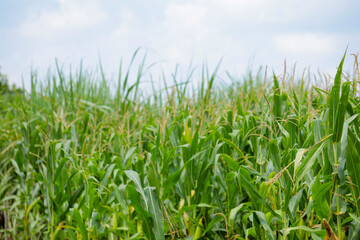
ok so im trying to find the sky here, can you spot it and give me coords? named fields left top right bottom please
left=0, top=0, right=360, bottom=89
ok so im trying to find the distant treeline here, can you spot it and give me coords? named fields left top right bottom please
left=0, top=66, right=22, bottom=95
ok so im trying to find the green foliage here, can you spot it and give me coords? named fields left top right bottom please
left=0, top=66, right=22, bottom=95
left=0, top=66, right=10, bottom=93
left=0, top=52, right=360, bottom=239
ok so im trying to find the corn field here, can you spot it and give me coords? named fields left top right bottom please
left=1, top=51, right=360, bottom=239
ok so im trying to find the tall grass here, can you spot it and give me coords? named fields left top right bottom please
left=1, top=51, right=360, bottom=239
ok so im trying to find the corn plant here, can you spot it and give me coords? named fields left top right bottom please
left=0, top=51, right=360, bottom=239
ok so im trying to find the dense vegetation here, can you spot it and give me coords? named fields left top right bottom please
left=0, top=66, right=22, bottom=95
left=1, top=52, right=360, bottom=239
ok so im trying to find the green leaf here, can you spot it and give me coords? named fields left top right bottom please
left=312, top=177, right=331, bottom=219
left=99, top=163, right=115, bottom=194
left=229, top=203, right=245, bottom=230
left=53, top=157, right=67, bottom=183
left=296, top=140, right=327, bottom=184
left=333, top=82, right=350, bottom=142
left=239, top=167, right=279, bottom=217
left=273, top=75, right=281, bottom=119
left=282, top=225, right=326, bottom=238
left=220, top=153, right=239, bottom=171
left=347, top=131, right=360, bottom=214
left=220, top=137, right=246, bottom=160
left=125, top=170, right=148, bottom=210
left=202, top=214, right=223, bottom=236
left=269, top=140, right=281, bottom=172
left=73, top=208, right=88, bottom=240
left=145, top=187, right=164, bottom=240
left=288, top=190, right=303, bottom=219
left=126, top=185, right=154, bottom=239
left=126, top=185, right=151, bottom=218
left=329, top=51, right=346, bottom=132
left=348, top=220, right=360, bottom=240
left=254, top=211, right=276, bottom=240
left=59, top=184, right=84, bottom=221
left=294, top=148, right=306, bottom=173
left=338, top=114, right=358, bottom=186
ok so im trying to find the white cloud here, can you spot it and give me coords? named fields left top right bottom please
left=157, top=3, right=210, bottom=62
left=274, top=33, right=338, bottom=56
left=3, top=0, right=359, bottom=88
left=194, top=0, right=334, bottom=25
left=154, top=2, right=242, bottom=64
left=165, top=3, right=207, bottom=29
left=20, top=0, right=106, bottom=40
left=151, top=0, right=355, bottom=77
left=107, top=9, right=143, bottom=49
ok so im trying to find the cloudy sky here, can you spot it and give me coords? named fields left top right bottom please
left=0, top=0, right=360, bottom=89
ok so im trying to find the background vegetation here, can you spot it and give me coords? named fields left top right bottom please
left=1, top=52, right=360, bottom=239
